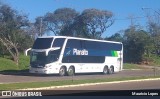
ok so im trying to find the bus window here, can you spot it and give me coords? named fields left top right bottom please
left=66, top=39, right=82, bottom=48
left=52, top=38, right=65, bottom=47
left=81, top=56, right=105, bottom=63
left=85, top=40, right=122, bottom=51
left=62, top=56, right=81, bottom=63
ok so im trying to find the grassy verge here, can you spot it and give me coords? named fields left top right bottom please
left=123, top=63, right=145, bottom=69
left=0, top=55, right=29, bottom=72
left=148, top=56, right=160, bottom=67
left=0, top=76, right=160, bottom=90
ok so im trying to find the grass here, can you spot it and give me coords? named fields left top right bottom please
left=123, top=63, right=145, bottom=69
left=123, top=55, right=160, bottom=69
left=0, top=57, right=19, bottom=71
left=148, top=56, right=160, bottom=67
left=0, top=76, right=160, bottom=90
left=0, top=55, right=30, bottom=72
left=18, top=55, right=30, bottom=70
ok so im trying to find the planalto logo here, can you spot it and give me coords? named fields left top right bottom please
left=73, top=48, right=88, bottom=55
left=66, top=50, right=71, bottom=55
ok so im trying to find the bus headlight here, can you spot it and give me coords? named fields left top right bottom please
left=45, top=65, right=52, bottom=68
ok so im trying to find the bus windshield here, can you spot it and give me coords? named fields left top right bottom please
left=32, top=38, right=53, bottom=49
left=30, top=52, right=47, bottom=68
left=30, top=49, right=61, bottom=68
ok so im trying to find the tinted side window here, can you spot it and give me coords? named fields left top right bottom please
left=85, top=40, right=122, bottom=51
left=66, top=39, right=82, bottom=48
left=62, top=56, right=81, bottom=63
left=52, top=38, right=65, bottom=47
left=62, top=56, right=105, bottom=63
left=85, top=41, right=103, bottom=50
left=103, top=43, right=122, bottom=51
left=81, top=56, right=105, bottom=63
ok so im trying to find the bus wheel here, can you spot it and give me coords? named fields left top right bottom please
left=103, top=66, right=109, bottom=75
left=109, top=66, right=114, bottom=74
left=59, top=66, right=66, bottom=76
left=68, top=66, right=75, bottom=76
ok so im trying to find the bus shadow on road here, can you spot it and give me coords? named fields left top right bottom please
left=0, top=70, right=115, bottom=77
left=0, top=70, right=60, bottom=77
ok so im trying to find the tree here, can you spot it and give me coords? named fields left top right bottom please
left=0, top=4, right=29, bottom=65
left=147, top=10, right=160, bottom=55
left=34, top=16, right=48, bottom=36
left=106, top=30, right=124, bottom=42
left=24, top=23, right=37, bottom=39
left=80, top=8, right=114, bottom=39
left=43, top=8, right=79, bottom=36
left=69, top=15, right=90, bottom=38
left=17, top=32, right=34, bottom=52
left=123, top=26, right=151, bottom=63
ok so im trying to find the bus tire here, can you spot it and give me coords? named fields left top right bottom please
left=67, top=66, right=75, bottom=76
left=103, top=66, right=109, bottom=75
left=109, top=66, right=114, bottom=74
left=59, top=66, right=66, bottom=76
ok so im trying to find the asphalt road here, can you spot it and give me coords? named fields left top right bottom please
left=53, top=79, right=160, bottom=90
left=1, top=80, right=160, bottom=98
left=0, top=69, right=160, bottom=84
left=41, top=79, right=160, bottom=96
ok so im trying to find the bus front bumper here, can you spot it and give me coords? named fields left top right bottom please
left=29, top=67, right=58, bottom=74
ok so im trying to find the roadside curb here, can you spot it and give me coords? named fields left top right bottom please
left=19, top=78, right=160, bottom=90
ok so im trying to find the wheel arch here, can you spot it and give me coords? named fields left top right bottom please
left=69, top=65, right=75, bottom=70
left=61, top=65, right=67, bottom=70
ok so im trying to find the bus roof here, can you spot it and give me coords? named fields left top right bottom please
left=38, top=36, right=122, bottom=44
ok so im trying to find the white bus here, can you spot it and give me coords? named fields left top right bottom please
left=29, top=36, right=123, bottom=76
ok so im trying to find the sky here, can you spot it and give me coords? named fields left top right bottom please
left=2, top=0, right=160, bottom=37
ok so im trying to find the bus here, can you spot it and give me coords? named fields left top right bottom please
left=29, top=36, right=123, bottom=76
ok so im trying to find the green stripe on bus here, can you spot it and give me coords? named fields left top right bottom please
left=114, top=51, right=118, bottom=57
left=111, top=51, right=114, bottom=56
left=111, top=51, right=118, bottom=57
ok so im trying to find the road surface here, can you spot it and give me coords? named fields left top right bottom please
left=53, top=79, right=160, bottom=90
left=0, top=69, right=160, bottom=84
left=42, top=79, right=160, bottom=96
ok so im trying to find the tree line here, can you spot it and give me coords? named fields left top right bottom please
left=0, top=2, right=160, bottom=65
left=34, top=8, right=114, bottom=39
left=107, top=19, right=160, bottom=63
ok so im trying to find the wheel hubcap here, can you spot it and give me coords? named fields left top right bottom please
left=60, top=69, right=64, bottom=75
left=104, top=67, right=107, bottom=73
